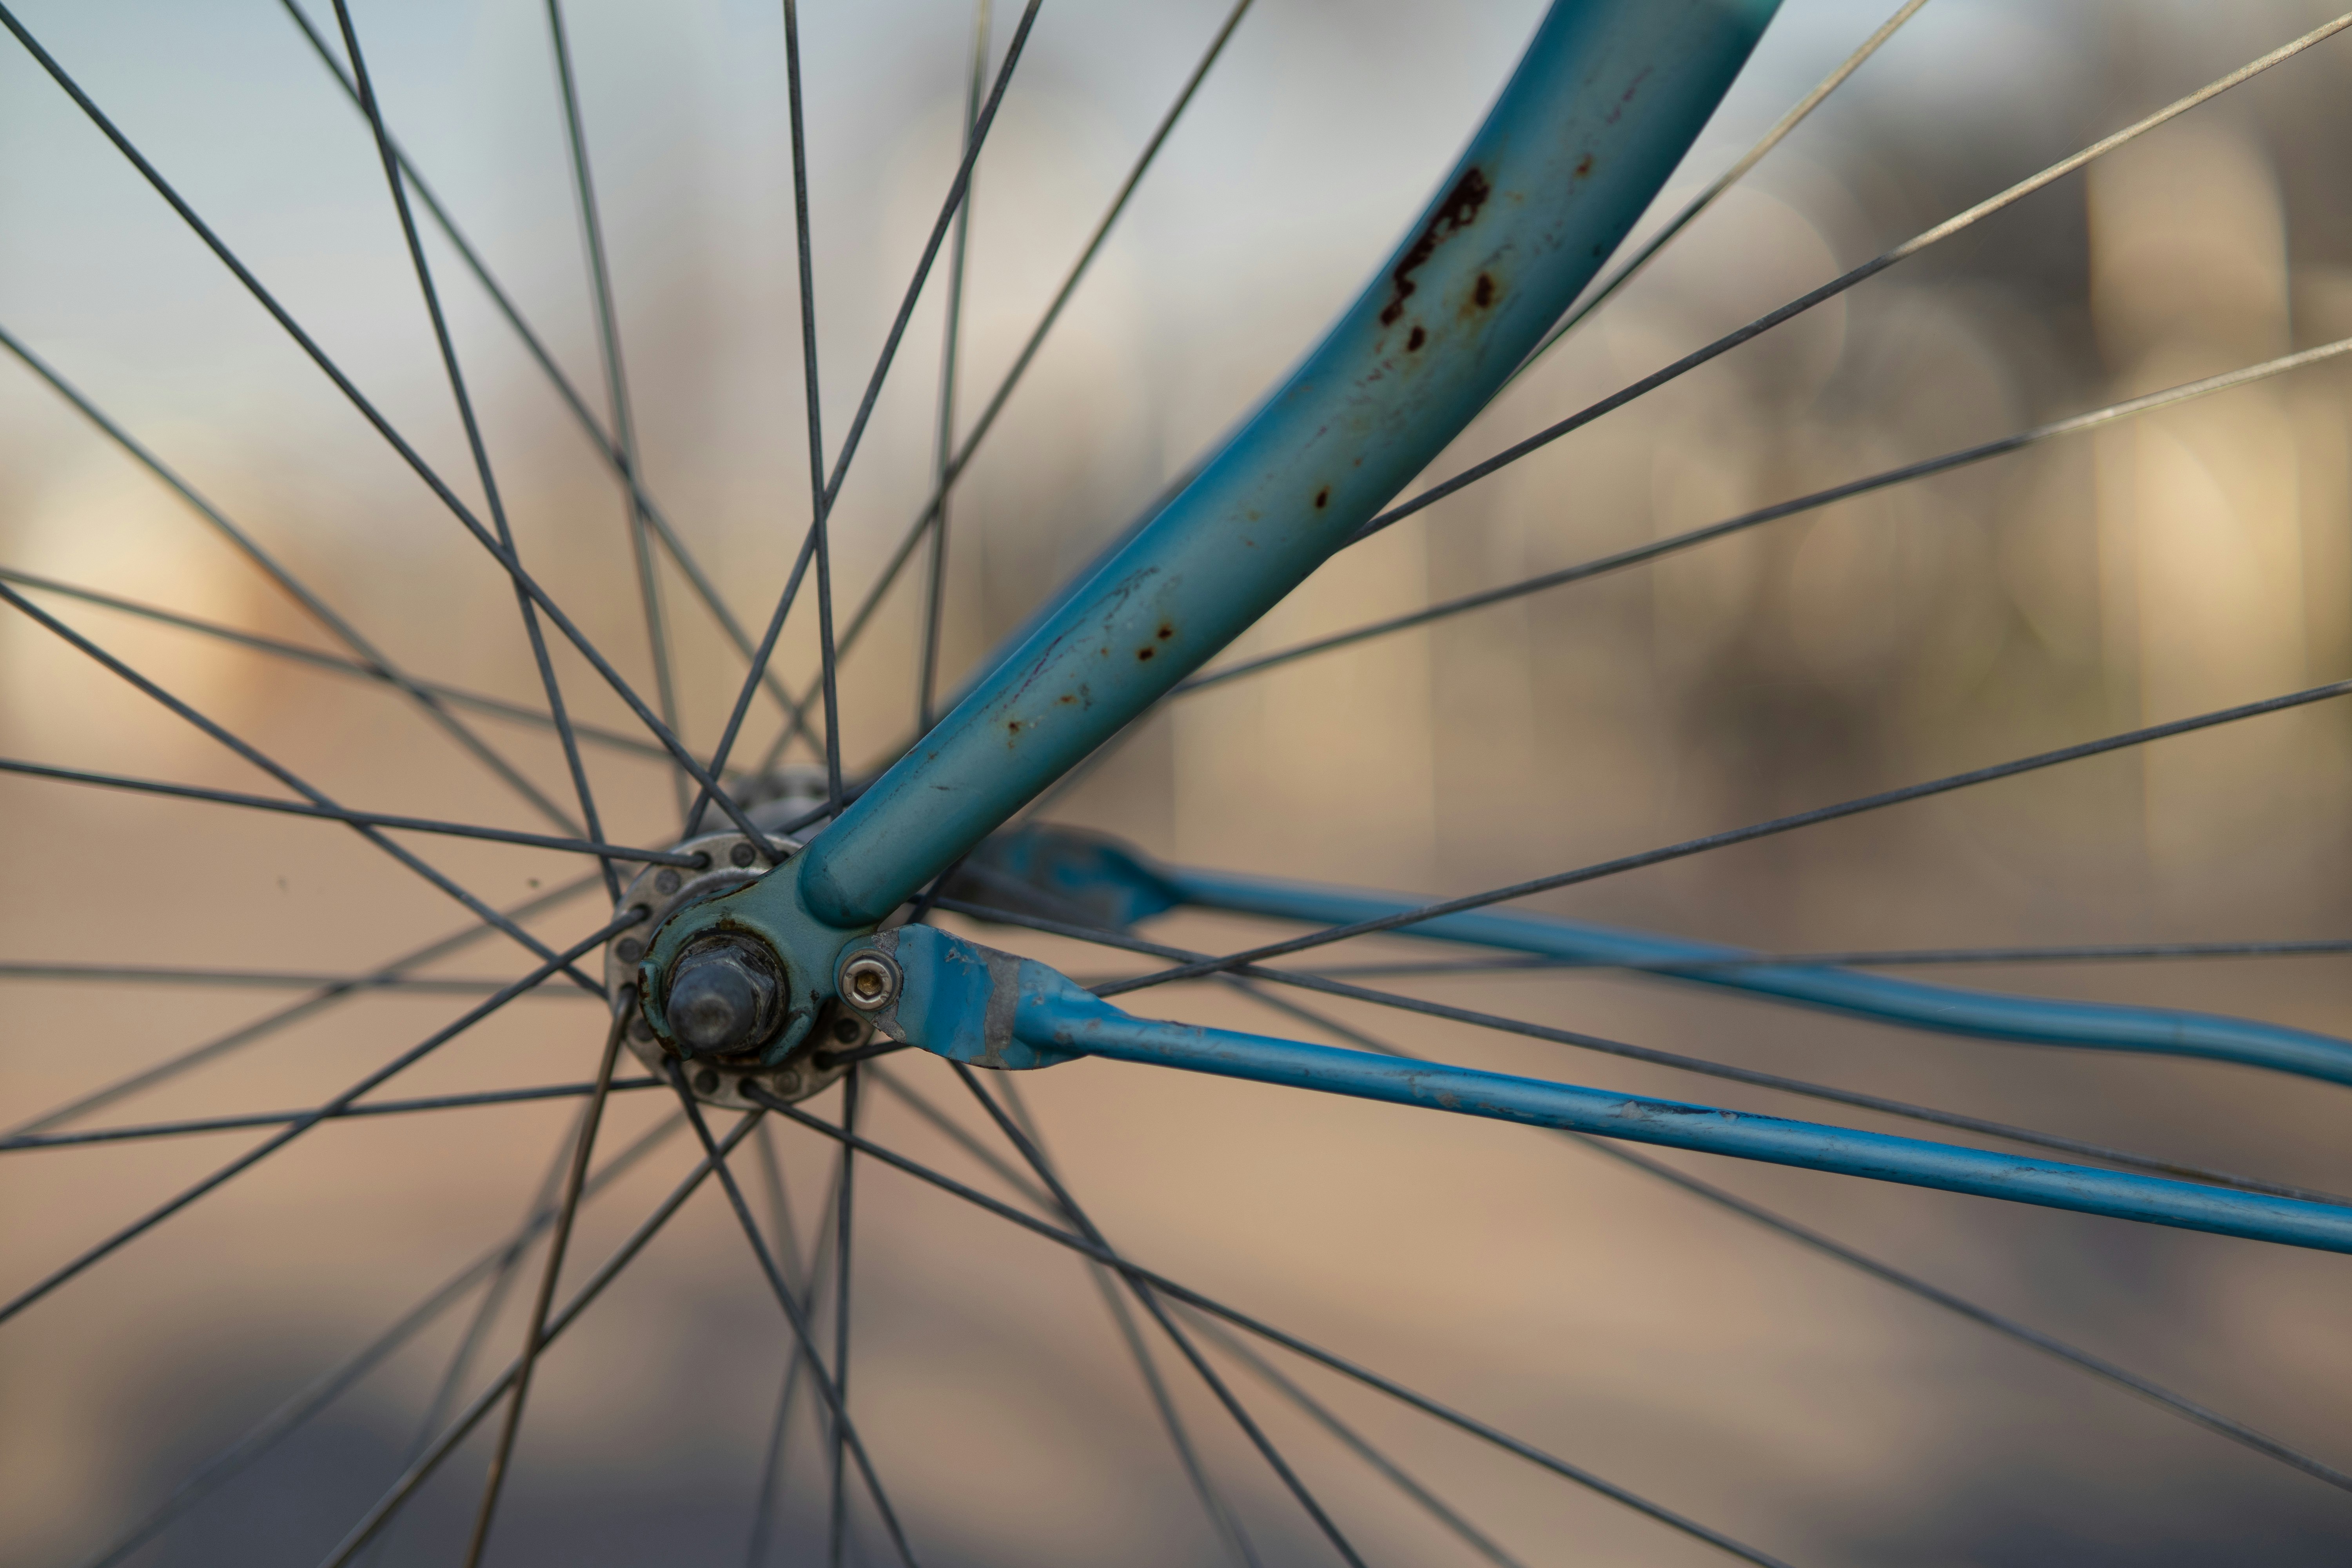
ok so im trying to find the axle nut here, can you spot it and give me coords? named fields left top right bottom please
left=666, top=938, right=785, bottom=1056
left=838, top=951, right=900, bottom=1013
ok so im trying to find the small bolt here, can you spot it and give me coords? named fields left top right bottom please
left=654, top=868, right=682, bottom=896
left=615, top=937, right=645, bottom=964
left=693, top=1068, right=720, bottom=1095
left=730, top=842, right=758, bottom=868
left=838, top=951, right=900, bottom=1012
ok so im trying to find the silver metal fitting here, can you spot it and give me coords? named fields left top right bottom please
left=838, top=950, right=901, bottom=1013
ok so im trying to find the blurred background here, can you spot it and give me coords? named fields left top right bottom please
left=7, top=0, right=2352, bottom=1562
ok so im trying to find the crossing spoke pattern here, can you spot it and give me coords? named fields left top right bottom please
left=271, top=0, right=808, bottom=732
left=1346, top=11, right=2352, bottom=547
left=1181, top=338, right=2352, bottom=694
left=0, top=0, right=770, bottom=847
left=1097, top=675, right=2352, bottom=995
left=748, top=1084, right=1795, bottom=1568
left=0, top=325, right=588, bottom=833
left=0, top=909, right=641, bottom=1327
left=10, top=4, right=2352, bottom=1562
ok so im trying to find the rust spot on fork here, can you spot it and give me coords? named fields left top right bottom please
left=1379, top=166, right=1491, bottom=327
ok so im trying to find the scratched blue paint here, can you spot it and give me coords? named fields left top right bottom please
left=860, top=923, right=1082, bottom=1071
left=790, top=0, right=1784, bottom=933
left=890, top=925, right=2352, bottom=1255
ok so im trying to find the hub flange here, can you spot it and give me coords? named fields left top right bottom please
left=606, top=825, right=870, bottom=1107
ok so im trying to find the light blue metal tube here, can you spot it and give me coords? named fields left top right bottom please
left=795, top=0, right=1782, bottom=931
left=1164, top=866, right=2352, bottom=1087
left=863, top=924, right=2352, bottom=1254
left=1056, top=1011, right=2352, bottom=1253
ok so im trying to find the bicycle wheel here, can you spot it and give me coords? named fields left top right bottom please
left=6, top=1, right=2352, bottom=1564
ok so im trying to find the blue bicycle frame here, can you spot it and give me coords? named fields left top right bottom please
left=952, top=825, right=2352, bottom=1088
left=641, top=0, right=1784, bottom=1015
left=637, top=0, right=2352, bottom=1250
left=858, top=924, right=2352, bottom=1254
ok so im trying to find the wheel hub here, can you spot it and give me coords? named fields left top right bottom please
left=606, top=774, right=872, bottom=1106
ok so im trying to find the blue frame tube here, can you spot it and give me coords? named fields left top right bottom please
left=1165, top=866, right=2352, bottom=1087
left=1066, top=1015, right=2352, bottom=1253
left=948, top=827, right=2352, bottom=1088
left=792, top=0, right=1781, bottom=932
left=866, top=925, right=2352, bottom=1255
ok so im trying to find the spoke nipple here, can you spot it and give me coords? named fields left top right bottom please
left=730, top=842, right=759, bottom=868
left=654, top=868, right=682, bottom=896
left=838, top=951, right=900, bottom=1013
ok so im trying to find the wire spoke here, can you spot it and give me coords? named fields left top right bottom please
left=1236, top=937, right=2352, bottom=981
left=700, top=0, right=1047, bottom=800
left=994, top=1073, right=1263, bottom=1563
left=939, top=897, right=2349, bottom=1206
left=953, top=1063, right=1367, bottom=1568
left=1348, top=11, right=2352, bottom=547
left=0, top=565, right=684, bottom=766
left=745, top=1121, right=835, bottom=1568
left=1084, top=1235, right=1264, bottom=1566
left=791, top=0, right=846, bottom=812
left=358, top=1103, right=588, bottom=1568
left=0, top=909, right=640, bottom=1328
left=1587, top=1135, right=2352, bottom=1492
left=0, top=962, right=601, bottom=994
left=772, top=0, right=1255, bottom=759
left=669, top=1067, right=923, bottom=1568
left=1218, top=979, right=2352, bottom=1498
left=1507, top=0, right=1930, bottom=386
left=917, top=0, right=992, bottom=733
left=0, top=324, right=588, bottom=835
left=0, top=1079, right=663, bottom=1154
left=686, top=520, right=821, bottom=830
left=330, top=0, right=622, bottom=897
left=272, top=0, right=806, bottom=731
left=460, top=987, right=633, bottom=1566
left=746, top=1087, right=1793, bottom=1568
left=1185, top=336, right=2352, bottom=693
left=826, top=1067, right=859, bottom=1568
left=0, top=3, right=771, bottom=846
left=672, top=0, right=835, bottom=835
left=0, top=584, right=609, bottom=991
left=0, top=755, right=702, bottom=867
left=1180, top=1305, right=1530, bottom=1568
left=0, top=963, right=581, bottom=995
left=811, top=0, right=1041, bottom=538
left=5, top=872, right=602, bottom=1140
left=866, top=1065, right=1261, bottom=1566
left=1095, top=676, right=2352, bottom=994
left=69, top=1112, right=682, bottom=1568
left=543, top=0, right=688, bottom=828
left=317, top=1107, right=763, bottom=1568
